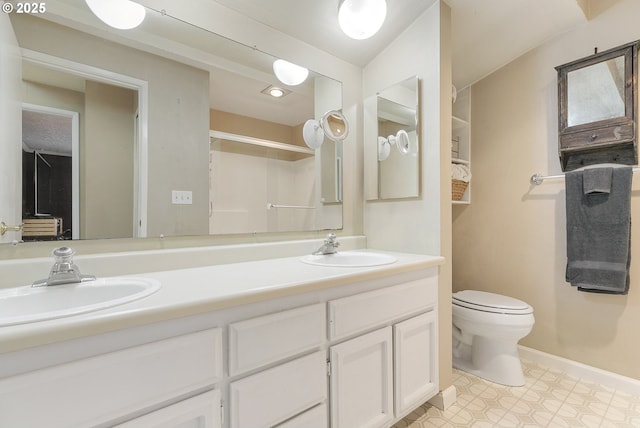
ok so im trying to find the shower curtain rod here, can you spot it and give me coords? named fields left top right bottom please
left=530, top=166, right=640, bottom=185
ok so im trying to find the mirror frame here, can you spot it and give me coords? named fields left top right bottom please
left=556, top=41, right=639, bottom=171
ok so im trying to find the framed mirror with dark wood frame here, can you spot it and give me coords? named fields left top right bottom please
left=556, top=40, right=639, bottom=171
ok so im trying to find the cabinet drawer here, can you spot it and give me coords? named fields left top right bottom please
left=115, top=389, right=221, bottom=428
left=329, top=276, right=436, bottom=340
left=0, top=328, right=223, bottom=428
left=229, top=351, right=327, bottom=428
left=276, top=403, right=327, bottom=428
left=229, top=303, right=325, bottom=376
left=560, top=123, right=634, bottom=150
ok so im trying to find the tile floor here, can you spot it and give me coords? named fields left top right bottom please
left=394, top=359, right=640, bottom=427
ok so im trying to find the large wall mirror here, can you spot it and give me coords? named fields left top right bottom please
left=556, top=41, right=638, bottom=171
left=2, top=0, right=343, bottom=243
left=367, top=76, right=420, bottom=200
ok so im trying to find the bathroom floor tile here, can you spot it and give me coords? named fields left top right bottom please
left=394, top=360, right=640, bottom=428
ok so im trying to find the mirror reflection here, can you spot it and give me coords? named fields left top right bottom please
left=567, top=55, right=625, bottom=127
left=5, top=1, right=343, bottom=242
left=376, top=76, right=419, bottom=200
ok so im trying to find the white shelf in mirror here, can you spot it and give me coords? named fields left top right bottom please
left=451, top=158, right=469, bottom=165
left=452, top=116, right=469, bottom=129
left=209, top=130, right=314, bottom=156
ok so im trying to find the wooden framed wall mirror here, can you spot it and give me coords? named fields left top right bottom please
left=556, top=41, right=639, bottom=171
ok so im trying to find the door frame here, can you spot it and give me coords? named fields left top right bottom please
left=21, top=48, right=150, bottom=238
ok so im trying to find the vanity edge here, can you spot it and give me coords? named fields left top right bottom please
left=0, top=250, right=444, bottom=356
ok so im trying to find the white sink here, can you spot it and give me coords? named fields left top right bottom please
left=300, top=251, right=397, bottom=267
left=0, top=277, right=161, bottom=327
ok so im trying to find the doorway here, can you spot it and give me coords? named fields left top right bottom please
left=21, top=104, right=79, bottom=240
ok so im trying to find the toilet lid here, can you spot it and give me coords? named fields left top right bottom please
left=453, top=290, right=533, bottom=314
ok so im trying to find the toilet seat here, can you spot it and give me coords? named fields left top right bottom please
left=453, top=290, right=533, bottom=315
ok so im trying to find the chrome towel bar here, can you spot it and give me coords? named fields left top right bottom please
left=531, top=167, right=640, bottom=185
left=266, top=203, right=316, bottom=209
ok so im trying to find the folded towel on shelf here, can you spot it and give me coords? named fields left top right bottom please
left=451, top=164, right=471, bottom=182
left=583, top=167, right=613, bottom=194
left=565, top=166, right=632, bottom=294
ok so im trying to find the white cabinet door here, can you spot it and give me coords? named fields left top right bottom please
left=329, top=327, right=393, bottom=428
left=115, top=390, right=221, bottom=428
left=394, top=311, right=438, bottom=418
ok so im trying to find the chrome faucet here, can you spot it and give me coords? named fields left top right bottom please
left=32, top=247, right=96, bottom=287
left=313, top=233, right=340, bottom=255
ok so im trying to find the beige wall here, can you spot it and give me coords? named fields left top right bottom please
left=453, top=0, right=640, bottom=379
left=83, top=81, right=135, bottom=239
left=363, top=1, right=453, bottom=392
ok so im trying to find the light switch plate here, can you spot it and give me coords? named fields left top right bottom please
left=172, top=190, right=192, bottom=205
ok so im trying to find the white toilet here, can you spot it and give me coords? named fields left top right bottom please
left=452, top=290, right=535, bottom=386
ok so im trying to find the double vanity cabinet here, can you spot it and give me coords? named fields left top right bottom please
left=0, top=252, right=441, bottom=428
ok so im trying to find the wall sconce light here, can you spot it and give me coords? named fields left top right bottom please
left=378, top=129, right=414, bottom=161
left=303, top=110, right=350, bottom=149
left=338, top=0, right=387, bottom=40
left=85, top=0, right=146, bottom=30
left=273, top=59, right=309, bottom=86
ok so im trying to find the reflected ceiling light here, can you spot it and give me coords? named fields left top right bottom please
left=85, top=0, right=146, bottom=30
left=261, top=85, right=290, bottom=98
left=338, top=0, right=387, bottom=40
left=273, top=59, right=309, bottom=86
left=269, top=88, right=285, bottom=97
left=303, top=110, right=349, bottom=149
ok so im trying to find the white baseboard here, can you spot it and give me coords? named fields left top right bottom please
left=428, top=385, right=457, bottom=410
left=519, top=345, right=640, bottom=397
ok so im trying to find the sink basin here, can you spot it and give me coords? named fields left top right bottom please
left=300, top=251, right=397, bottom=267
left=0, top=277, right=161, bottom=327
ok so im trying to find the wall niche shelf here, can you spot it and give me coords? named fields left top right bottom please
left=451, top=86, right=471, bottom=204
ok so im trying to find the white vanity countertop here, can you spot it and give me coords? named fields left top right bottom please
left=0, top=250, right=444, bottom=355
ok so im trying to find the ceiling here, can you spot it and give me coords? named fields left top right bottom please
left=210, top=0, right=598, bottom=89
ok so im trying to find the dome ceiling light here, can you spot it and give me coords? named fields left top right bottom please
left=85, top=0, right=146, bottom=30
left=272, top=60, right=309, bottom=86
left=338, top=0, right=387, bottom=40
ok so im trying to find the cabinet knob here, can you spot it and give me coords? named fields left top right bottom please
left=590, top=134, right=598, bottom=140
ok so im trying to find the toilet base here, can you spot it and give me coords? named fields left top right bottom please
left=452, top=336, right=525, bottom=387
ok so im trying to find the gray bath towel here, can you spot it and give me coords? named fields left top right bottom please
left=583, top=167, right=613, bottom=194
left=565, top=166, right=632, bottom=294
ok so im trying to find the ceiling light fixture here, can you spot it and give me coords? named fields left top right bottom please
left=269, top=87, right=285, bottom=98
left=338, top=0, right=387, bottom=40
left=261, top=85, right=290, bottom=98
left=85, top=0, right=146, bottom=30
left=273, top=59, right=309, bottom=86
